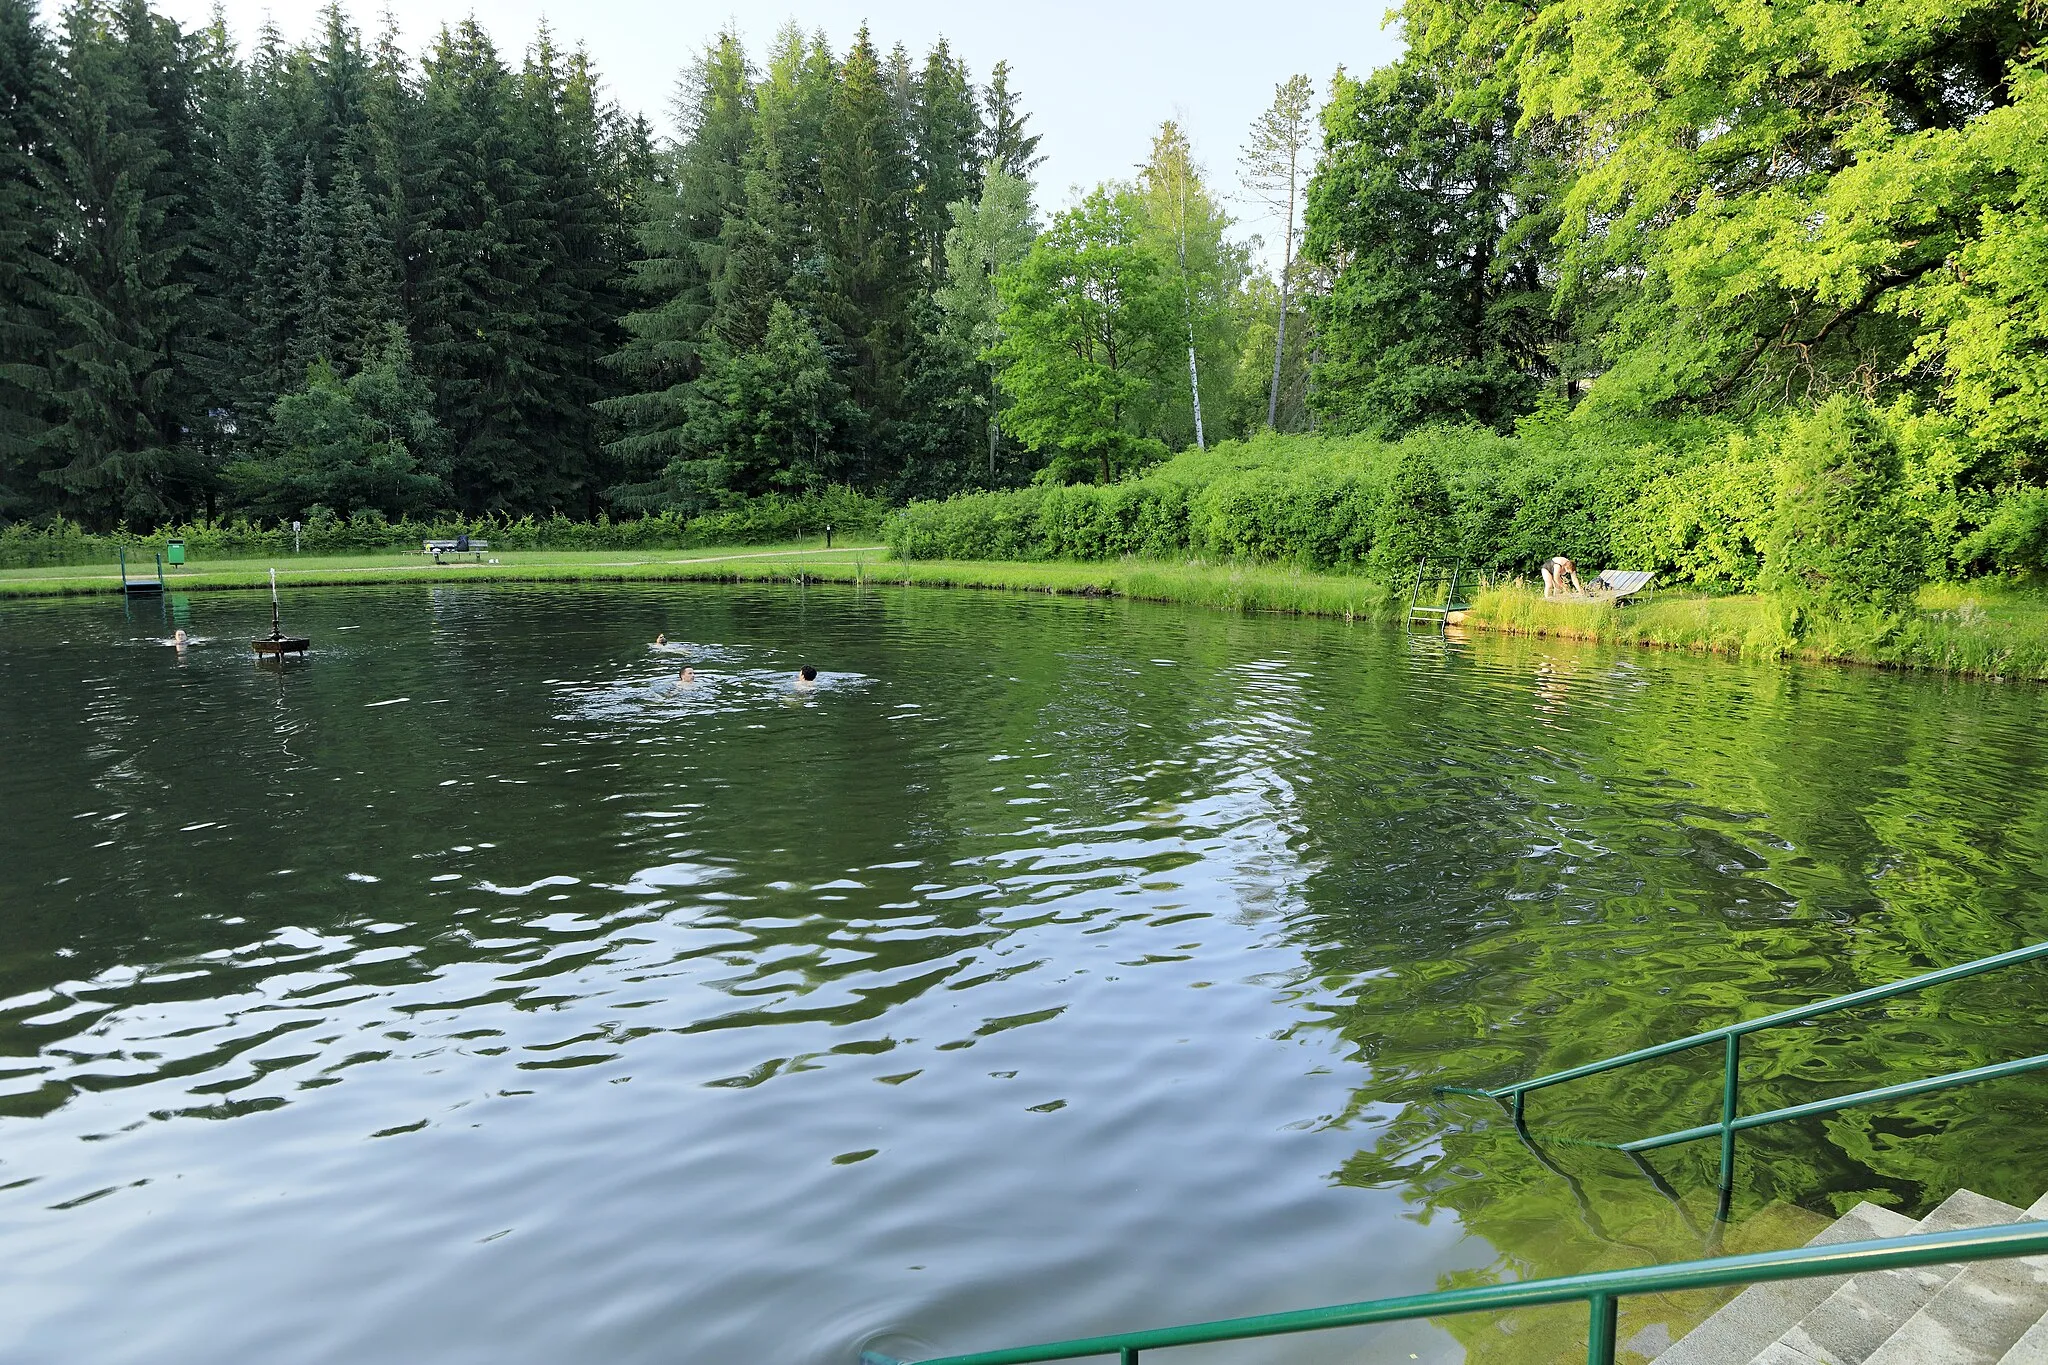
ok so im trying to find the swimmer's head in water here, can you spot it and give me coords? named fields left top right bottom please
left=679, top=666, right=694, bottom=682
left=799, top=664, right=817, bottom=682
left=655, top=633, right=665, bottom=645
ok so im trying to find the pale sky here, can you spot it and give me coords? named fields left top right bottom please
left=105, top=1, right=1406, bottom=267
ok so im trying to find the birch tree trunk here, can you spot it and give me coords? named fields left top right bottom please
left=1241, top=75, right=1316, bottom=432
left=1176, top=175, right=1205, bottom=450
left=1266, top=141, right=1297, bottom=430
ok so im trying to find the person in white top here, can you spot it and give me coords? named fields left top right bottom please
left=1541, top=555, right=1585, bottom=598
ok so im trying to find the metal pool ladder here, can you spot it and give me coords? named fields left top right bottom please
left=1405, top=559, right=1468, bottom=630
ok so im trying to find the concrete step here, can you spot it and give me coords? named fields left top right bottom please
left=1652, top=1202, right=1920, bottom=1365
left=1995, top=1310, right=2048, bottom=1364
left=1750, top=1189, right=2031, bottom=1365
left=1864, top=1192, right=2048, bottom=1365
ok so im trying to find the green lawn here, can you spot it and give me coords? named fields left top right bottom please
left=0, top=542, right=887, bottom=596
left=0, top=547, right=1404, bottom=621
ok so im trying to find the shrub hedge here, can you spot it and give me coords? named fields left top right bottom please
left=0, top=489, right=887, bottom=569
left=884, top=424, right=1746, bottom=581
left=882, top=413, right=2022, bottom=608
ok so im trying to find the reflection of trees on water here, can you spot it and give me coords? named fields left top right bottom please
left=13, top=587, right=2048, bottom=1361
left=3, top=588, right=1348, bottom=1127
left=1278, top=635, right=2048, bottom=1362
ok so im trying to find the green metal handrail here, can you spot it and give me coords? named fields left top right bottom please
left=862, top=1220, right=2048, bottom=1365
left=1437, top=939, right=2048, bottom=1216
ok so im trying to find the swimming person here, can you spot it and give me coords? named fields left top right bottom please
left=679, top=666, right=695, bottom=687
left=1541, top=555, right=1585, bottom=598
left=655, top=632, right=666, bottom=646
left=794, top=664, right=818, bottom=691
left=173, top=629, right=188, bottom=651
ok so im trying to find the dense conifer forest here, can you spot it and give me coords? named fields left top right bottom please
left=0, top=0, right=1302, bottom=529
left=4, top=0, right=2047, bottom=602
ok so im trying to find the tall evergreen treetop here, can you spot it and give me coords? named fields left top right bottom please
left=908, top=38, right=980, bottom=287
left=982, top=59, right=1042, bottom=181
left=819, top=24, right=918, bottom=476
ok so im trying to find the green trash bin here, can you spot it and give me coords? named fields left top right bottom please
left=165, top=539, right=185, bottom=565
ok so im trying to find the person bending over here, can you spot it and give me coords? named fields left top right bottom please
left=1541, top=555, right=1585, bottom=598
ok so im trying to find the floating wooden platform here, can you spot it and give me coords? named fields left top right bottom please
left=252, top=569, right=309, bottom=657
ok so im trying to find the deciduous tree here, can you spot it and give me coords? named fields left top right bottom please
left=992, top=187, right=1174, bottom=483
left=1238, top=73, right=1314, bottom=430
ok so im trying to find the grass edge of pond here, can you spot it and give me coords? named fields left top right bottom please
left=8, top=551, right=2048, bottom=682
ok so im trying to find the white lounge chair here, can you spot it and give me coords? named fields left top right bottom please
left=1590, top=569, right=1656, bottom=603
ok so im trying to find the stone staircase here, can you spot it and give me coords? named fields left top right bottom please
left=1653, top=1189, right=2048, bottom=1364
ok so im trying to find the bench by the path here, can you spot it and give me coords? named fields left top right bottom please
left=423, top=539, right=489, bottom=563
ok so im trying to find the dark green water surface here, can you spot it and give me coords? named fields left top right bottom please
left=5, top=584, right=2048, bottom=1364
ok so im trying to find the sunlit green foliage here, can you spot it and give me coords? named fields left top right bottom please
left=1960, top=487, right=2048, bottom=574
left=1369, top=444, right=1455, bottom=579
left=1761, top=396, right=1927, bottom=631
left=990, top=187, right=1176, bottom=485
left=1304, top=52, right=1557, bottom=435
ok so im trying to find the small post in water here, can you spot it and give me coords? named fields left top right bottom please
left=1717, top=1033, right=1741, bottom=1221
left=1586, top=1290, right=1618, bottom=1365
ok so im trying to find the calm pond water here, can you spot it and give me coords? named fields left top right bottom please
left=5, top=583, right=2048, bottom=1365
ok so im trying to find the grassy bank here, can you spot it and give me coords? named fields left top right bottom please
left=0, top=544, right=883, bottom=597
left=10, top=546, right=2046, bottom=682
left=0, top=545, right=1402, bottom=618
left=1463, top=581, right=2048, bottom=681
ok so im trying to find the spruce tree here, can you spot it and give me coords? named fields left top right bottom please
left=681, top=299, right=854, bottom=499
left=908, top=40, right=980, bottom=288
left=327, top=162, right=399, bottom=368
left=413, top=18, right=544, bottom=513
left=33, top=0, right=198, bottom=525
left=624, top=24, right=835, bottom=510
left=514, top=28, right=622, bottom=510
left=717, top=23, right=833, bottom=344
left=307, top=1, right=368, bottom=177
left=363, top=14, right=431, bottom=321
left=981, top=61, right=1042, bottom=181
left=174, top=9, right=257, bottom=503
left=889, top=291, right=984, bottom=499
left=599, top=34, right=755, bottom=509
left=0, top=0, right=57, bottom=515
left=290, top=156, right=338, bottom=373
left=935, top=165, right=1036, bottom=485
left=246, top=142, right=298, bottom=400
left=819, top=26, right=917, bottom=486
left=226, top=325, right=448, bottom=520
